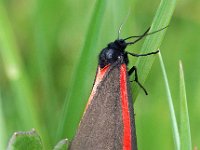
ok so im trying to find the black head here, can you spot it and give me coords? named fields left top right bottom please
left=99, top=39, right=128, bottom=68
left=98, top=27, right=151, bottom=69
left=98, top=26, right=168, bottom=68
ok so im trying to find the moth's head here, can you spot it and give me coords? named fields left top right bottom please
left=98, top=39, right=128, bottom=68
left=98, top=26, right=167, bottom=68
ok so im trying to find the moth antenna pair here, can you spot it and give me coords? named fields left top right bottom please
left=118, top=23, right=169, bottom=45
left=117, top=22, right=168, bottom=95
left=124, top=26, right=169, bottom=45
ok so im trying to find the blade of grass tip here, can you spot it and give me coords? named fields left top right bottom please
left=0, top=91, right=7, bottom=150
left=179, top=61, right=192, bottom=150
left=56, top=0, right=107, bottom=141
left=158, top=51, right=180, bottom=150
left=132, top=0, right=176, bottom=100
left=0, top=2, right=48, bottom=147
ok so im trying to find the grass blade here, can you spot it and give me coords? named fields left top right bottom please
left=158, top=52, right=180, bottom=150
left=0, top=2, right=48, bottom=147
left=0, top=92, right=7, bottom=150
left=0, top=1, right=34, bottom=127
left=57, top=0, right=107, bottom=140
left=132, top=0, right=176, bottom=99
left=179, top=61, right=192, bottom=150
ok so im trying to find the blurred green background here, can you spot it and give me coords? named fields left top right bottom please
left=0, top=0, right=199, bottom=149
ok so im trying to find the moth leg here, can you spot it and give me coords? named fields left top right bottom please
left=127, top=50, right=159, bottom=57
left=128, top=66, right=148, bottom=95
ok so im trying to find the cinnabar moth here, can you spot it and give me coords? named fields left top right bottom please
left=69, top=26, right=167, bottom=150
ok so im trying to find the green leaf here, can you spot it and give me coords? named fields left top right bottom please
left=132, top=0, right=176, bottom=99
left=179, top=61, right=192, bottom=150
left=7, top=129, right=43, bottom=150
left=53, top=139, right=69, bottom=150
left=158, top=52, right=180, bottom=150
left=56, top=0, right=107, bottom=140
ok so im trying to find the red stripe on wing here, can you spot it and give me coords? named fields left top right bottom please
left=120, top=64, right=132, bottom=150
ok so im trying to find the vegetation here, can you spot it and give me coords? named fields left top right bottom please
left=0, top=0, right=199, bottom=149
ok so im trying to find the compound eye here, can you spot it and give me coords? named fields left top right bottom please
left=118, top=55, right=122, bottom=59
left=98, top=48, right=121, bottom=68
left=106, top=49, right=114, bottom=60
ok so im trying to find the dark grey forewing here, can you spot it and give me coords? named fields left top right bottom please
left=69, top=64, right=123, bottom=150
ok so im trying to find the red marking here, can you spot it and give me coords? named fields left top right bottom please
left=120, top=64, right=132, bottom=150
left=83, top=65, right=110, bottom=114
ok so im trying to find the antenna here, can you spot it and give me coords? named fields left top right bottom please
left=117, top=23, right=123, bottom=40
left=117, top=8, right=131, bottom=39
left=125, top=25, right=169, bottom=45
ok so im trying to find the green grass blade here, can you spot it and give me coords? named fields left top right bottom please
left=179, top=61, right=192, bottom=150
left=57, top=0, right=107, bottom=140
left=0, top=92, right=7, bottom=150
left=132, top=0, right=176, bottom=99
left=0, top=1, right=35, bottom=127
left=159, top=52, right=180, bottom=150
left=0, top=1, right=47, bottom=147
